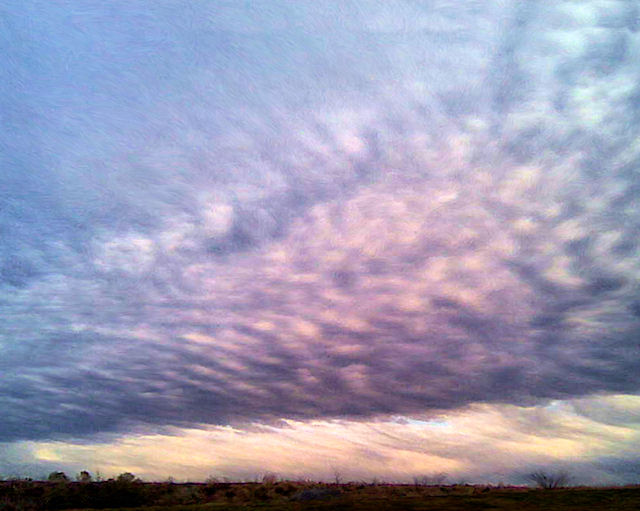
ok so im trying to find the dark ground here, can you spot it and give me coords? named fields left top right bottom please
left=2, top=480, right=639, bottom=510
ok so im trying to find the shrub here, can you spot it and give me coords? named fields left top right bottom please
left=253, top=485, right=269, bottom=500
left=262, top=472, right=278, bottom=484
left=97, top=478, right=146, bottom=507
left=528, top=470, right=571, bottom=489
left=290, top=488, right=341, bottom=502
left=47, top=472, right=69, bottom=483
left=116, top=472, right=142, bottom=484
left=413, top=473, right=447, bottom=486
left=273, top=482, right=296, bottom=496
left=76, top=471, right=92, bottom=483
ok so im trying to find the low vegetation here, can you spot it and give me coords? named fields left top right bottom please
left=0, top=472, right=638, bottom=510
left=527, top=470, right=571, bottom=489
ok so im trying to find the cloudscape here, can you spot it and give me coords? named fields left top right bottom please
left=1, top=0, right=640, bottom=484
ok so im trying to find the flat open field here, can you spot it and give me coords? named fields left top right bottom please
left=3, top=481, right=640, bottom=511
left=96, top=487, right=640, bottom=511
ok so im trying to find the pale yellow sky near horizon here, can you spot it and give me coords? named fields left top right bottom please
left=12, top=393, right=639, bottom=485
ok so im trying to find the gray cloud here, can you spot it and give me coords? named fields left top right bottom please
left=1, top=0, right=640, bottom=442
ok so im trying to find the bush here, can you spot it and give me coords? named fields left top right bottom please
left=46, top=472, right=69, bottom=483
left=253, top=485, right=269, bottom=500
left=528, top=470, right=571, bottom=489
left=116, top=472, right=139, bottom=484
left=413, top=473, right=447, bottom=486
left=273, top=482, right=296, bottom=496
left=262, top=472, right=278, bottom=484
left=200, top=481, right=231, bottom=498
left=96, top=478, right=146, bottom=507
left=76, top=471, right=92, bottom=483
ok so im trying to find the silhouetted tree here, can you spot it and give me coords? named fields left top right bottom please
left=528, top=470, right=571, bottom=489
left=117, top=472, right=139, bottom=483
left=77, top=470, right=92, bottom=482
left=47, top=472, right=69, bottom=483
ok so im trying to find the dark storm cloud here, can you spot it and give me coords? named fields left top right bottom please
left=1, top=0, right=640, bottom=442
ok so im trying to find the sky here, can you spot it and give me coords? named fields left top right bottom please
left=1, top=0, right=640, bottom=485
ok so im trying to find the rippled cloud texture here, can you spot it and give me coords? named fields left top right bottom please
left=2, top=0, right=640, bottom=482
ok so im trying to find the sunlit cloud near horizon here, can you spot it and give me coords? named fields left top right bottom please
left=2, top=1, right=640, bottom=484
left=4, top=394, right=640, bottom=485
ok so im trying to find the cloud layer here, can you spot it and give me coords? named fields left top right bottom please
left=1, top=0, right=640, bottom=445
left=4, top=394, right=639, bottom=485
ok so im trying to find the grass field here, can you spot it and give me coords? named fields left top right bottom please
left=3, top=480, right=640, bottom=511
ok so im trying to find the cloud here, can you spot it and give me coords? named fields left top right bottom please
left=4, top=395, right=639, bottom=484
left=1, top=0, right=640, bottom=446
